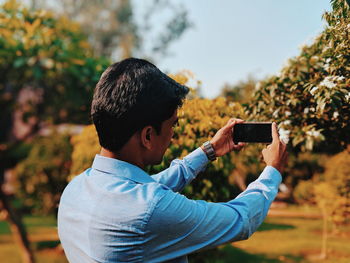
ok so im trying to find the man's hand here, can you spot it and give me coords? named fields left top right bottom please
left=209, top=118, right=245, bottom=157
left=262, top=122, right=288, bottom=173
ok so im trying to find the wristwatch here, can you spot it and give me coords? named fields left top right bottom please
left=202, top=141, right=217, bottom=161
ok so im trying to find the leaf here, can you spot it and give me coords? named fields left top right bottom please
left=13, top=57, right=26, bottom=68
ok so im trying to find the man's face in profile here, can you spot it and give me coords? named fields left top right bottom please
left=151, top=110, right=178, bottom=165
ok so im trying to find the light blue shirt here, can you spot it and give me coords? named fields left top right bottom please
left=58, top=148, right=281, bottom=263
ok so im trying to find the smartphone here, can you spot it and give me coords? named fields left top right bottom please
left=233, top=123, right=272, bottom=144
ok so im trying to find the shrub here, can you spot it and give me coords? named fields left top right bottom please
left=15, top=132, right=72, bottom=214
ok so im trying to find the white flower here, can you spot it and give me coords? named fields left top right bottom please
left=319, top=76, right=337, bottom=89
left=324, top=64, right=330, bottom=72
left=310, top=107, right=316, bottom=112
left=41, top=58, right=54, bottom=69
left=279, top=183, right=289, bottom=193
left=304, top=108, right=309, bottom=114
left=27, top=57, right=36, bottom=66
left=285, top=111, right=291, bottom=117
left=345, top=92, right=350, bottom=101
left=273, top=109, right=280, bottom=118
left=323, top=46, right=331, bottom=53
left=325, top=58, right=332, bottom=63
left=306, top=130, right=321, bottom=138
left=282, top=120, right=291, bottom=126
left=279, top=128, right=290, bottom=144
left=333, top=111, right=339, bottom=119
left=336, top=76, right=345, bottom=81
left=310, top=86, right=318, bottom=95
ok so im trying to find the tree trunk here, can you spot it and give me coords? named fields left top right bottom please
left=320, top=205, right=328, bottom=260
left=0, top=182, right=35, bottom=263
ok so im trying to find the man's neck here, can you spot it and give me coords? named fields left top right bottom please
left=100, top=147, right=145, bottom=169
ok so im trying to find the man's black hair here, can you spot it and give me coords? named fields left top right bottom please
left=91, top=58, right=189, bottom=152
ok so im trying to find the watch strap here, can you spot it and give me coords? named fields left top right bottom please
left=202, top=141, right=217, bottom=161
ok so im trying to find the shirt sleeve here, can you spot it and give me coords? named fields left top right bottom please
left=144, top=166, right=281, bottom=262
left=150, top=147, right=209, bottom=192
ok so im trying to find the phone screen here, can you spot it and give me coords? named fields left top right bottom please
left=233, top=123, right=272, bottom=143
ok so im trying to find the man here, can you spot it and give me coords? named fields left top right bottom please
left=58, top=58, right=288, bottom=262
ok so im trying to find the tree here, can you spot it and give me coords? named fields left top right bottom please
left=321, top=147, right=350, bottom=226
left=220, top=75, right=257, bottom=104
left=246, top=0, right=350, bottom=153
left=252, top=0, right=350, bottom=255
left=0, top=1, right=108, bottom=262
left=294, top=148, right=350, bottom=259
left=32, top=0, right=192, bottom=60
left=15, top=132, right=73, bottom=215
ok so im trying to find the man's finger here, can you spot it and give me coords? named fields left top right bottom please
left=224, top=118, right=245, bottom=133
left=228, top=118, right=244, bottom=126
left=272, top=122, right=280, bottom=143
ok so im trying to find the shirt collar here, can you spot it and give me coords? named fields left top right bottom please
left=91, top=154, right=156, bottom=184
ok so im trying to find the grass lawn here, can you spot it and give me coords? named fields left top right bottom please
left=0, top=216, right=67, bottom=263
left=0, top=210, right=349, bottom=263
left=233, top=216, right=350, bottom=263
left=189, top=213, right=350, bottom=263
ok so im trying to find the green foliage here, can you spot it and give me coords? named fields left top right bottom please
left=0, top=0, right=110, bottom=129
left=320, top=147, right=350, bottom=225
left=294, top=147, right=350, bottom=226
left=246, top=0, right=350, bottom=153
left=69, top=125, right=100, bottom=178
left=293, top=180, right=316, bottom=204
left=15, top=132, right=72, bottom=214
left=284, top=152, right=327, bottom=199
left=220, top=75, right=257, bottom=104
left=148, top=96, right=245, bottom=201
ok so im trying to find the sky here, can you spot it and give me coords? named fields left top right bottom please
left=6, top=0, right=332, bottom=98
left=135, top=0, right=332, bottom=98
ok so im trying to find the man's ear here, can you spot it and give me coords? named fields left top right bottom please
left=140, top=126, right=153, bottom=150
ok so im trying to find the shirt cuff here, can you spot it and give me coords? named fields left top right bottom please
left=259, top=166, right=282, bottom=185
left=183, top=147, right=209, bottom=175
